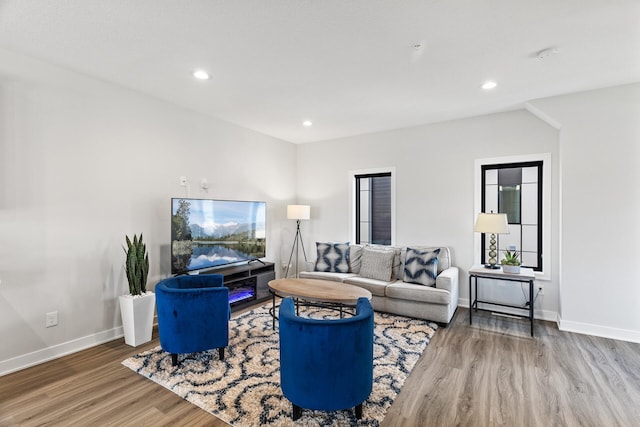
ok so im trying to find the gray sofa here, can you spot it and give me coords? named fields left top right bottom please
left=300, top=244, right=459, bottom=325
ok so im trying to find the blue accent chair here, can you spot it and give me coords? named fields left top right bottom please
left=278, top=297, right=374, bottom=420
left=155, top=274, right=230, bottom=366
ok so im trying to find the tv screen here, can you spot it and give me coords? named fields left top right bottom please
left=171, top=198, right=266, bottom=274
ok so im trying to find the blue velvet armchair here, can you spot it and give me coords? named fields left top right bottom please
left=278, top=297, right=374, bottom=420
left=155, top=274, right=230, bottom=366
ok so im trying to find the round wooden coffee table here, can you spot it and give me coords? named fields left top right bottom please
left=268, top=278, right=372, bottom=329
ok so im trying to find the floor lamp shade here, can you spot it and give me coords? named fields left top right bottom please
left=474, top=212, right=509, bottom=269
left=287, top=205, right=310, bottom=220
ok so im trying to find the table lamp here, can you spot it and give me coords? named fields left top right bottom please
left=474, top=212, right=509, bottom=269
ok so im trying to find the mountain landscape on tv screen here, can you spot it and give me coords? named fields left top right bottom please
left=189, top=222, right=257, bottom=239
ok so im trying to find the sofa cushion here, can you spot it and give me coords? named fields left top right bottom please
left=385, top=281, right=451, bottom=305
left=403, top=247, right=440, bottom=287
left=348, top=244, right=363, bottom=274
left=401, top=246, right=450, bottom=274
left=299, top=271, right=357, bottom=282
left=366, top=244, right=403, bottom=280
left=359, top=247, right=395, bottom=281
left=343, top=276, right=392, bottom=297
left=314, top=242, right=350, bottom=273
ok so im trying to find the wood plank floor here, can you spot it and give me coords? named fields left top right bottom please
left=1, top=307, right=639, bottom=426
left=383, top=309, right=640, bottom=427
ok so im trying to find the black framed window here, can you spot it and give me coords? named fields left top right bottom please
left=355, top=172, right=391, bottom=245
left=481, top=161, right=543, bottom=271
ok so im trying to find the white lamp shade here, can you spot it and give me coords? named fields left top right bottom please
left=287, top=205, right=310, bottom=220
left=474, top=212, right=509, bottom=234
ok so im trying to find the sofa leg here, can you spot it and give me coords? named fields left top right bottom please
left=292, top=403, right=302, bottom=420
left=355, top=403, right=363, bottom=419
left=171, top=354, right=178, bottom=366
left=218, top=347, right=225, bottom=360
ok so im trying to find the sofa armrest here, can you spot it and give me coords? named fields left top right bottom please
left=436, top=267, right=459, bottom=299
left=304, top=261, right=315, bottom=272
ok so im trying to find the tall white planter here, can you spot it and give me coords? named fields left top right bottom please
left=119, top=292, right=155, bottom=347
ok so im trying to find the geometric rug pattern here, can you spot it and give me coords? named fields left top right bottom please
left=122, top=303, right=437, bottom=426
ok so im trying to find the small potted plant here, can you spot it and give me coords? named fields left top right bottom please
left=119, top=233, right=155, bottom=347
left=500, top=248, right=521, bottom=274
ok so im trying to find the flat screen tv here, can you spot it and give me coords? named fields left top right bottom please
left=171, top=198, right=266, bottom=274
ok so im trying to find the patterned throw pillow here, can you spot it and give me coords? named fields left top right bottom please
left=401, top=246, right=449, bottom=274
left=359, top=247, right=395, bottom=282
left=314, top=242, right=350, bottom=273
left=403, top=247, right=440, bottom=286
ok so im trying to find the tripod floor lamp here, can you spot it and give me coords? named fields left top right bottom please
left=285, top=205, right=310, bottom=278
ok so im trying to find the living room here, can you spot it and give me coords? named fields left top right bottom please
left=1, top=1, right=639, bottom=425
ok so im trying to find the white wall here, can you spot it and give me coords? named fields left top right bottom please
left=0, top=48, right=297, bottom=374
left=296, top=109, right=561, bottom=320
left=297, top=83, right=640, bottom=344
left=2, top=47, right=637, bottom=376
left=529, top=83, right=640, bottom=342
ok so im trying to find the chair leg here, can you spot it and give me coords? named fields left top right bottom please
left=292, top=403, right=302, bottom=420
left=218, top=347, right=225, bottom=360
left=355, top=403, right=363, bottom=419
left=171, top=354, right=178, bottom=366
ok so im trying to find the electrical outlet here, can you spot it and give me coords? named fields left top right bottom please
left=46, top=311, right=58, bottom=328
left=537, top=284, right=544, bottom=296
left=179, top=176, right=188, bottom=186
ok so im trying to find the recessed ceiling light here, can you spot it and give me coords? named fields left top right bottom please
left=193, top=69, right=210, bottom=80
left=302, top=120, right=313, bottom=127
left=537, top=47, right=559, bottom=60
left=482, top=81, right=497, bottom=90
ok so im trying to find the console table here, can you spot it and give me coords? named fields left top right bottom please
left=468, top=265, right=536, bottom=336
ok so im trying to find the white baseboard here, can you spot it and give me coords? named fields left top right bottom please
left=535, top=309, right=557, bottom=322
left=0, top=327, right=125, bottom=376
left=558, top=318, right=640, bottom=344
left=457, top=298, right=558, bottom=323
left=459, top=298, right=640, bottom=343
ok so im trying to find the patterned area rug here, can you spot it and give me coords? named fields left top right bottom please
left=122, top=303, right=437, bottom=426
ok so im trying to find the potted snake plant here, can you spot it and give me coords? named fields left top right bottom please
left=500, top=248, right=521, bottom=274
left=119, top=233, right=155, bottom=346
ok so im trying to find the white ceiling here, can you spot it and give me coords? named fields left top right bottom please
left=1, top=0, right=639, bottom=143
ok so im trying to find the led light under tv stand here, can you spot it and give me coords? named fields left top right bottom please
left=199, top=261, right=275, bottom=312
